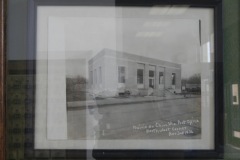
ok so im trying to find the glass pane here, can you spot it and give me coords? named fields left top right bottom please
left=149, top=70, right=154, bottom=77
left=137, top=69, right=143, bottom=84
left=118, top=66, right=125, bottom=83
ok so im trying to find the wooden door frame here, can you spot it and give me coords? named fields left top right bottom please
left=0, top=0, right=6, bottom=159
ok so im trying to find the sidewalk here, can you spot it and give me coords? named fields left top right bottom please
left=67, top=94, right=200, bottom=108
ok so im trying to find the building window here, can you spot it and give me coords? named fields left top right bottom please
left=159, top=72, right=164, bottom=84
left=137, top=63, right=145, bottom=89
left=149, top=70, right=155, bottom=77
left=94, top=69, right=97, bottom=84
left=172, top=73, right=176, bottom=85
left=90, top=70, right=93, bottom=84
left=99, top=67, right=102, bottom=84
left=137, top=69, right=144, bottom=84
left=118, top=66, right=125, bottom=83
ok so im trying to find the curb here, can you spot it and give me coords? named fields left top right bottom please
left=67, top=96, right=200, bottom=109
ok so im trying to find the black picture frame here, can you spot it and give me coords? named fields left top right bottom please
left=27, top=0, right=224, bottom=159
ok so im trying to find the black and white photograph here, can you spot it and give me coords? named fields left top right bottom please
left=66, top=48, right=202, bottom=140
left=65, top=9, right=204, bottom=140
left=34, top=5, right=216, bottom=150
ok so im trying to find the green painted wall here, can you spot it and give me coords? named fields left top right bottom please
left=223, top=0, right=240, bottom=82
left=223, top=0, right=240, bottom=159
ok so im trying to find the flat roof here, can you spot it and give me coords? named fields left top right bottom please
left=89, top=48, right=181, bottom=69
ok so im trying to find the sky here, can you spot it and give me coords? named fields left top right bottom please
left=53, top=6, right=213, bottom=79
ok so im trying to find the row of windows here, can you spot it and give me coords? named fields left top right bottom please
left=90, top=66, right=176, bottom=86
left=118, top=66, right=167, bottom=86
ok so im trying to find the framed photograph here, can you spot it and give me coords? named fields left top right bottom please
left=27, top=0, right=223, bottom=159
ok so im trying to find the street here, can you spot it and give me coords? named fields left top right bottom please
left=67, top=97, right=201, bottom=140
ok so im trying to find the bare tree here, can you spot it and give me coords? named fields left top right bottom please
left=187, top=73, right=201, bottom=84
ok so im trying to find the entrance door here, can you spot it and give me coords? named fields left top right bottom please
left=149, top=78, right=154, bottom=88
left=149, top=66, right=155, bottom=89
